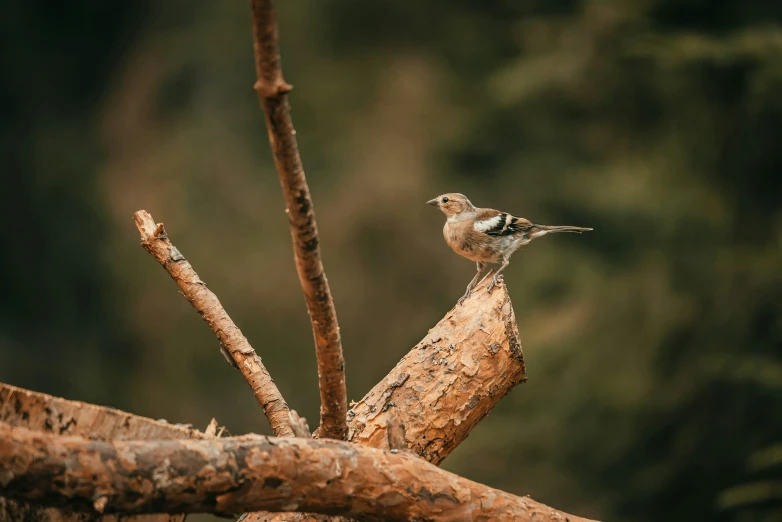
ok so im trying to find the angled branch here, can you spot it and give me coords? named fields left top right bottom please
left=346, top=277, right=527, bottom=463
left=134, top=210, right=294, bottom=438
left=248, top=0, right=348, bottom=441
left=0, top=424, right=596, bottom=522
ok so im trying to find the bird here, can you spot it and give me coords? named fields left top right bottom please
left=427, top=193, right=592, bottom=305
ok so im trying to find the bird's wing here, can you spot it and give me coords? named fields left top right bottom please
left=473, top=209, right=534, bottom=237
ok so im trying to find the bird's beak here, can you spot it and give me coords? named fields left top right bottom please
left=426, top=198, right=439, bottom=207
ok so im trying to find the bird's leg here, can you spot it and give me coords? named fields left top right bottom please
left=487, top=258, right=510, bottom=293
left=476, top=267, right=494, bottom=287
left=458, top=262, right=486, bottom=305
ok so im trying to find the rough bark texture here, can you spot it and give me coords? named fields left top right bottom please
left=244, top=278, right=526, bottom=522
left=0, top=424, right=595, bottom=522
left=0, top=383, right=206, bottom=522
left=249, top=0, right=348, bottom=441
left=385, top=412, right=408, bottom=452
left=134, top=210, right=294, bottom=438
left=346, top=277, right=526, bottom=464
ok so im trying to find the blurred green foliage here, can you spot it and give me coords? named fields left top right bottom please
left=1, top=1, right=780, bottom=521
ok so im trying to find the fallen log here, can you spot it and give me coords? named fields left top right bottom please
left=0, top=423, right=594, bottom=522
left=0, top=383, right=206, bottom=522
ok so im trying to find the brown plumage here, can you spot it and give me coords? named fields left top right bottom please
left=427, top=193, right=592, bottom=304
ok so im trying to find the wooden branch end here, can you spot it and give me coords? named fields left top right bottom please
left=133, top=210, right=159, bottom=239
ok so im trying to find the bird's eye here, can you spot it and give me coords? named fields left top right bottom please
left=442, top=197, right=449, bottom=203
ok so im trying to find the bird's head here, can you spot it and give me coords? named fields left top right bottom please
left=427, top=193, right=474, bottom=217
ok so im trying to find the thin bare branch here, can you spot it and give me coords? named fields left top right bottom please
left=133, top=210, right=294, bottom=438
left=248, top=0, right=348, bottom=440
left=0, top=423, right=597, bottom=522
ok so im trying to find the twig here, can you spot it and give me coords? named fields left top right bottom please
left=204, top=418, right=220, bottom=438
left=133, top=210, right=294, bottom=438
left=248, top=0, right=348, bottom=440
left=288, top=409, right=311, bottom=438
left=0, top=423, right=597, bottom=522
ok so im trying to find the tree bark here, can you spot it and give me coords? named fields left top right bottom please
left=0, top=383, right=207, bottom=522
left=248, top=0, right=348, bottom=442
left=345, top=277, right=526, bottom=464
left=0, top=423, right=595, bottom=522
left=134, top=210, right=294, bottom=438
left=243, top=277, right=527, bottom=522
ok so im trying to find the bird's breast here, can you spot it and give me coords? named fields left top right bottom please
left=443, top=220, right=501, bottom=263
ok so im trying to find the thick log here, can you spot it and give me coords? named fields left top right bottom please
left=0, top=423, right=595, bottom=522
left=0, top=383, right=206, bottom=522
left=345, top=276, right=526, bottom=464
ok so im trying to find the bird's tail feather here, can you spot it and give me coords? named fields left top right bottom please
left=537, top=225, right=593, bottom=234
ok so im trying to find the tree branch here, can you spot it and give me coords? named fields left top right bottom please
left=134, top=210, right=294, bottom=438
left=243, top=277, right=527, bottom=522
left=346, top=277, right=526, bottom=463
left=248, top=0, right=348, bottom=441
left=0, top=423, right=596, bottom=522
left=0, top=382, right=208, bottom=522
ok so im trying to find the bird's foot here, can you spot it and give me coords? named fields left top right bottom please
left=486, top=275, right=504, bottom=294
left=458, top=290, right=471, bottom=306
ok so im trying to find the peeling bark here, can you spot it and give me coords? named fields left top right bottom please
left=385, top=411, right=408, bottom=452
left=287, top=410, right=311, bottom=439
left=245, top=278, right=527, bottom=522
left=134, top=210, right=294, bottom=438
left=346, top=277, right=526, bottom=464
left=0, top=383, right=206, bottom=522
left=248, top=0, right=348, bottom=442
left=0, top=424, right=595, bottom=522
